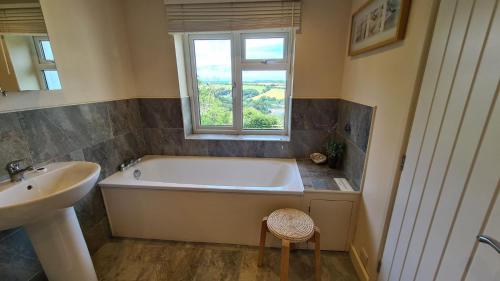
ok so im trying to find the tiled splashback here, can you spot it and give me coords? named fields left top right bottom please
left=0, top=97, right=372, bottom=280
left=336, top=100, right=373, bottom=188
left=140, top=98, right=340, bottom=158
left=0, top=100, right=145, bottom=280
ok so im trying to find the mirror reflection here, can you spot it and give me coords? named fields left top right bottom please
left=0, top=0, right=61, bottom=93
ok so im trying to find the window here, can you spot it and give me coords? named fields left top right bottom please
left=185, top=29, right=293, bottom=136
left=33, top=36, right=61, bottom=90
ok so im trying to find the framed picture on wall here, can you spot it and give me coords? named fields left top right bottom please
left=349, top=0, right=411, bottom=56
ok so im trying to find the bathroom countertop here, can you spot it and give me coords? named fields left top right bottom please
left=296, top=159, right=357, bottom=192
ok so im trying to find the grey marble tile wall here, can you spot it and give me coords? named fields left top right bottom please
left=0, top=99, right=145, bottom=280
left=141, top=98, right=339, bottom=159
left=335, top=100, right=373, bottom=189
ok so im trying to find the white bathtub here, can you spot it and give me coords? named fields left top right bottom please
left=100, top=156, right=359, bottom=251
left=99, top=156, right=304, bottom=194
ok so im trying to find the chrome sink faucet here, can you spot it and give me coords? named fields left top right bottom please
left=6, top=159, right=33, bottom=182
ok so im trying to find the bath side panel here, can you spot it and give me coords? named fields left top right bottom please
left=101, top=187, right=303, bottom=246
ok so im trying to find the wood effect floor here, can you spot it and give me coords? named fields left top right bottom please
left=92, top=238, right=359, bottom=281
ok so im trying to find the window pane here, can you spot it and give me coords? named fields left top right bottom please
left=40, top=40, right=54, bottom=61
left=242, top=70, right=286, bottom=130
left=43, top=70, right=61, bottom=90
left=245, top=38, right=284, bottom=60
left=194, top=39, right=233, bottom=126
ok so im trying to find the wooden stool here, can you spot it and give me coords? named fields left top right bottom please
left=258, top=208, right=321, bottom=281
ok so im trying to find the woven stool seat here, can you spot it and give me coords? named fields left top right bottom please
left=266, top=208, right=315, bottom=243
left=259, top=208, right=321, bottom=281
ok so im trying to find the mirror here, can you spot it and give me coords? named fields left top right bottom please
left=0, top=0, right=61, bottom=93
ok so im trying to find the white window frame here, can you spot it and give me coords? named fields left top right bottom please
left=182, top=28, right=294, bottom=136
left=32, top=36, right=58, bottom=90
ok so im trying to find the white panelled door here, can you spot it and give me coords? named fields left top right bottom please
left=379, top=0, right=500, bottom=280
left=465, top=192, right=500, bottom=281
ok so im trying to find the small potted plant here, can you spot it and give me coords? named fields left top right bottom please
left=325, top=139, right=344, bottom=169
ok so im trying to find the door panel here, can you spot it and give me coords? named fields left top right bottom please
left=379, top=0, right=459, bottom=277
left=389, top=0, right=477, bottom=279
left=380, top=0, right=500, bottom=280
left=434, top=82, right=499, bottom=280
left=400, top=1, right=496, bottom=280
left=417, top=3, right=499, bottom=279
left=465, top=192, right=500, bottom=281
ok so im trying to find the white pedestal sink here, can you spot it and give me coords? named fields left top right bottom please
left=0, top=161, right=101, bottom=281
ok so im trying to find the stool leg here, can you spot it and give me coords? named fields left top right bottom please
left=314, top=227, right=321, bottom=281
left=257, top=217, right=268, bottom=267
left=280, top=240, right=290, bottom=281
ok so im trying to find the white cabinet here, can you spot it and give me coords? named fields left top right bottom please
left=308, top=199, right=354, bottom=251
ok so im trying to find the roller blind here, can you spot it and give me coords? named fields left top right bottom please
left=0, top=5, right=47, bottom=34
left=165, top=0, right=302, bottom=33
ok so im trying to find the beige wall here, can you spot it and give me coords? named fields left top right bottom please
left=0, top=0, right=351, bottom=113
left=124, top=0, right=351, bottom=99
left=340, top=0, right=438, bottom=279
left=0, top=0, right=137, bottom=113
left=123, top=0, right=180, bottom=98
left=293, top=0, right=351, bottom=98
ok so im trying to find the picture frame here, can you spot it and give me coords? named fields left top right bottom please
left=349, top=0, right=411, bottom=56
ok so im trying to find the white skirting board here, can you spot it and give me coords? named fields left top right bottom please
left=350, top=244, right=370, bottom=281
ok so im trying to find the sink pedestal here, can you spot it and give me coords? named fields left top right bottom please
left=24, top=207, right=98, bottom=281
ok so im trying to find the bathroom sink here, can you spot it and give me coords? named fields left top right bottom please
left=0, top=161, right=100, bottom=230
left=0, top=161, right=101, bottom=281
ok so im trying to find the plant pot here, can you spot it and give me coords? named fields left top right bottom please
left=328, top=156, right=342, bottom=169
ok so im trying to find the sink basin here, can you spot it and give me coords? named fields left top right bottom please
left=0, top=161, right=100, bottom=230
left=0, top=161, right=101, bottom=281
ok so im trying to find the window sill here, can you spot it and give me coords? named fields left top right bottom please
left=185, top=133, right=290, bottom=142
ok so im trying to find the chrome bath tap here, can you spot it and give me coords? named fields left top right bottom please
left=118, top=157, right=142, bottom=171
left=6, top=159, right=33, bottom=182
